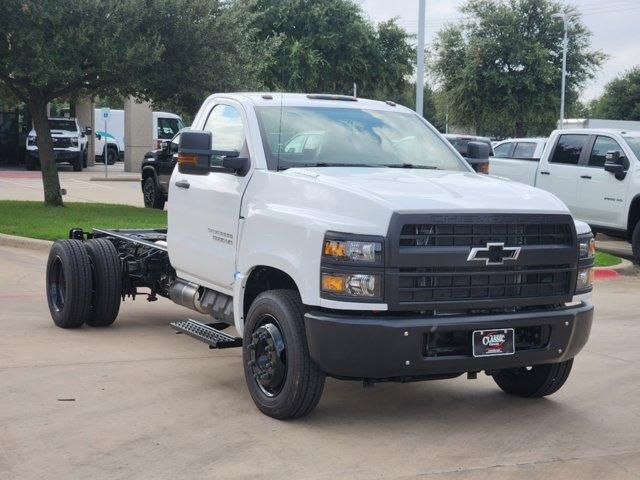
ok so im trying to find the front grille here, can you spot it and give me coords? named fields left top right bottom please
left=398, top=265, right=572, bottom=303
left=53, top=137, right=72, bottom=148
left=425, top=325, right=551, bottom=357
left=400, top=222, right=572, bottom=247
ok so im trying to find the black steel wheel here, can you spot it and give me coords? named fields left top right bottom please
left=84, top=239, right=122, bottom=327
left=492, top=359, right=574, bottom=398
left=143, top=177, right=166, bottom=210
left=46, top=240, right=93, bottom=328
left=243, top=290, right=325, bottom=419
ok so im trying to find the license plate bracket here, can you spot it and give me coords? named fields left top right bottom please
left=472, top=328, right=515, bottom=357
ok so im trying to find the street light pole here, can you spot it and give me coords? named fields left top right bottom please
left=553, top=12, right=570, bottom=129
left=416, top=0, right=426, bottom=117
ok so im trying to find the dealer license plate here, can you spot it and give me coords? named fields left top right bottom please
left=472, top=328, right=515, bottom=357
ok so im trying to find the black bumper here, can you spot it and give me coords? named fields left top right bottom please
left=304, top=302, right=593, bottom=379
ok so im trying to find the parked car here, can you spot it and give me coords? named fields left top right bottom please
left=140, top=132, right=180, bottom=209
left=26, top=118, right=89, bottom=171
left=490, top=138, right=547, bottom=184
left=443, top=134, right=492, bottom=173
left=489, top=128, right=640, bottom=263
left=46, top=93, right=595, bottom=420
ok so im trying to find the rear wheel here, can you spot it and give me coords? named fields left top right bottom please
left=46, top=240, right=93, bottom=328
left=143, top=177, right=166, bottom=210
left=84, top=239, right=122, bottom=327
left=243, top=290, right=325, bottom=419
left=492, top=359, right=573, bottom=398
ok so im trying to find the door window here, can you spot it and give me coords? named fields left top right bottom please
left=588, top=136, right=623, bottom=168
left=513, top=142, right=537, bottom=160
left=550, top=135, right=587, bottom=165
left=493, top=142, right=512, bottom=158
left=203, top=104, right=246, bottom=166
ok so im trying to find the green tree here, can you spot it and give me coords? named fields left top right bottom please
left=236, top=0, right=414, bottom=99
left=433, top=0, right=605, bottom=138
left=0, top=0, right=265, bottom=206
left=590, top=67, right=640, bottom=120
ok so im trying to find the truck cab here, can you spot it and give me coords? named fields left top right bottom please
left=46, top=93, right=595, bottom=419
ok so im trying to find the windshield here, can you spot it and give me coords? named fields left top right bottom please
left=623, top=136, right=640, bottom=160
left=255, top=106, right=467, bottom=171
left=48, top=119, right=76, bottom=131
left=157, top=117, right=185, bottom=139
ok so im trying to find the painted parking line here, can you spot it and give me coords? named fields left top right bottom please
left=0, top=171, right=42, bottom=179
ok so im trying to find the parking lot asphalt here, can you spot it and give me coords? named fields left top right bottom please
left=1, top=244, right=640, bottom=480
left=0, top=164, right=146, bottom=208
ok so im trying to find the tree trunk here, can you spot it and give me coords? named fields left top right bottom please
left=29, top=96, right=64, bottom=207
left=515, top=120, right=525, bottom=138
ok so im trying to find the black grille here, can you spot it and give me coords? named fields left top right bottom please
left=53, top=137, right=72, bottom=148
left=400, top=222, right=572, bottom=247
left=398, top=265, right=572, bottom=304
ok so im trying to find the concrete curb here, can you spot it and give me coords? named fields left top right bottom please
left=89, top=176, right=140, bottom=182
left=0, top=233, right=53, bottom=252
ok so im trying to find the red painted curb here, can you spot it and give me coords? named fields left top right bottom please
left=594, top=268, right=619, bottom=280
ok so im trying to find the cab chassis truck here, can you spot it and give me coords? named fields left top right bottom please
left=45, top=93, right=595, bottom=419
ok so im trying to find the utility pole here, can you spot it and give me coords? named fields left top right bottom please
left=416, top=0, right=426, bottom=117
left=553, top=12, right=571, bottom=129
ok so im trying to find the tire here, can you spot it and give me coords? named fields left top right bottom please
left=46, top=240, right=93, bottom=328
left=106, top=147, right=117, bottom=165
left=73, top=153, right=83, bottom=171
left=492, top=359, right=574, bottom=398
left=243, top=290, right=325, bottom=419
left=631, top=221, right=640, bottom=265
left=143, top=177, right=166, bottom=210
left=84, top=239, right=122, bottom=327
left=26, top=156, right=37, bottom=171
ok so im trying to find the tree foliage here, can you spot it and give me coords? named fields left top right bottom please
left=589, top=67, right=640, bottom=121
left=432, top=0, right=605, bottom=137
left=236, top=0, right=415, bottom=99
left=0, top=0, right=265, bottom=206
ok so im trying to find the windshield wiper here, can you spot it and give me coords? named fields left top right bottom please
left=383, top=163, right=440, bottom=169
left=280, top=162, right=380, bottom=169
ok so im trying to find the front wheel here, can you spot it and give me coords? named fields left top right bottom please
left=143, top=177, right=166, bottom=210
left=73, top=153, right=83, bottom=171
left=243, top=290, right=325, bottom=419
left=631, top=221, right=640, bottom=265
left=492, top=359, right=573, bottom=398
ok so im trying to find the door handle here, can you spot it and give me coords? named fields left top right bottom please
left=175, top=180, right=190, bottom=189
left=580, top=175, right=592, bottom=179
left=539, top=171, right=550, bottom=175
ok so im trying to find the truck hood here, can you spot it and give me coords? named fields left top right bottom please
left=287, top=167, right=569, bottom=214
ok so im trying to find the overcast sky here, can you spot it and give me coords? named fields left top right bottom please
left=358, top=0, right=640, bottom=101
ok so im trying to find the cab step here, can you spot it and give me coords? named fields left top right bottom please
left=171, top=319, right=242, bottom=349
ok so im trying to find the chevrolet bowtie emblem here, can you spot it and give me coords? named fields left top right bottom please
left=467, top=242, right=521, bottom=266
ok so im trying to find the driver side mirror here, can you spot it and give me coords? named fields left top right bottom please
left=83, top=127, right=92, bottom=137
left=160, top=141, right=170, bottom=153
left=604, top=150, right=628, bottom=180
left=178, top=130, right=250, bottom=176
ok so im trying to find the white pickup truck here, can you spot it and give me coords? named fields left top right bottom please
left=490, top=129, right=640, bottom=262
left=44, top=93, right=595, bottom=419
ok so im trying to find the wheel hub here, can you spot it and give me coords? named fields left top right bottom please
left=247, top=321, right=286, bottom=396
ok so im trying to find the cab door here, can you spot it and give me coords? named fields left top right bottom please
left=575, top=135, right=630, bottom=228
left=168, top=101, right=252, bottom=292
left=535, top=133, right=589, bottom=214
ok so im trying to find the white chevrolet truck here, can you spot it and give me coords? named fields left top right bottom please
left=45, top=93, right=595, bottom=419
left=491, top=129, right=640, bottom=263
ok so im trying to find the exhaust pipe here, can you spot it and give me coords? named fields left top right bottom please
left=169, top=279, right=234, bottom=324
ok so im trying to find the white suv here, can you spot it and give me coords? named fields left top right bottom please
left=26, top=118, right=89, bottom=171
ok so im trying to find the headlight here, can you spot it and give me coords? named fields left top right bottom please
left=579, top=237, right=595, bottom=259
left=323, top=239, right=382, bottom=263
left=576, top=267, right=595, bottom=290
left=321, top=273, right=381, bottom=297
left=576, top=233, right=595, bottom=293
left=71, top=137, right=79, bottom=146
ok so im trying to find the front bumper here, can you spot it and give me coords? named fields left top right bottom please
left=304, top=302, right=593, bottom=379
left=27, top=150, right=81, bottom=163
